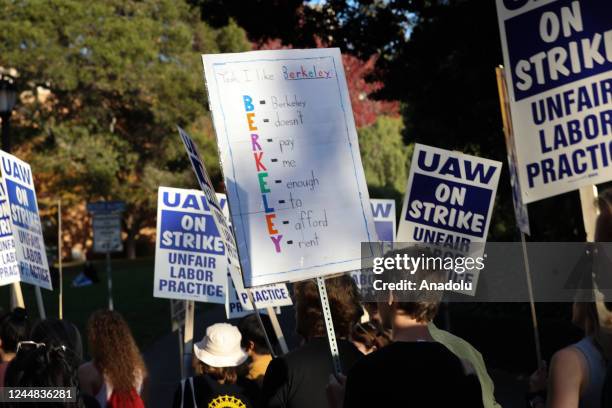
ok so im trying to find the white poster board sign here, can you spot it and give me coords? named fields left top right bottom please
left=397, top=144, right=502, bottom=293
left=0, top=151, right=51, bottom=289
left=203, top=48, right=377, bottom=286
left=153, top=187, right=227, bottom=303
left=216, top=193, right=293, bottom=319
left=495, top=0, right=612, bottom=203
left=0, top=182, right=19, bottom=286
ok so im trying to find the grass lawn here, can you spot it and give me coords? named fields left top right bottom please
left=1, top=257, right=171, bottom=356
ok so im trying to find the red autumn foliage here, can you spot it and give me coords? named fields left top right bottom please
left=257, top=38, right=399, bottom=128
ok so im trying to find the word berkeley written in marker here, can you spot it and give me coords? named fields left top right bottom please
left=244, top=95, right=284, bottom=253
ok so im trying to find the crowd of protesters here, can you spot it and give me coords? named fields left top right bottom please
left=3, top=199, right=612, bottom=407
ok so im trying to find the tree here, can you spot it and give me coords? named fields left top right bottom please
left=197, top=0, right=585, bottom=241
left=0, top=0, right=251, bottom=258
left=358, top=116, right=410, bottom=200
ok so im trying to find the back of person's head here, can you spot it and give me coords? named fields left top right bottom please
left=0, top=307, right=29, bottom=355
left=193, top=323, right=248, bottom=384
left=351, top=321, right=391, bottom=354
left=238, top=313, right=277, bottom=356
left=31, top=318, right=83, bottom=360
left=381, top=246, right=446, bottom=323
left=294, top=274, right=363, bottom=340
left=4, top=318, right=86, bottom=407
left=87, top=309, right=145, bottom=393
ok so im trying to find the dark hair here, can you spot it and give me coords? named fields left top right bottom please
left=238, top=313, right=276, bottom=355
left=294, top=275, right=363, bottom=339
left=384, top=247, right=446, bottom=323
left=351, top=321, right=391, bottom=351
left=4, top=319, right=85, bottom=408
left=195, top=361, right=248, bottom=385
left=0, top=307, right=29, bottom=353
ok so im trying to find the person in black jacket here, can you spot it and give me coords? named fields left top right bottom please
left=262, top=275, right=364, bottom=408
left=327, top=247, right=484, bottom=408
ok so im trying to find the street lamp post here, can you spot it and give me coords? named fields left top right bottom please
left=0, top=73, right=18, bottom=152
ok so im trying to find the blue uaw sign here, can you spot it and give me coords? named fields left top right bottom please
left=0, top=182, right=19, bottom=287
left=0, top=151, right=51, bottom=289
left=397, top=144, right=502, bottom=293
left=154, top=187, right=227, bottom=303
left=496, top=0, right=612, bottom=203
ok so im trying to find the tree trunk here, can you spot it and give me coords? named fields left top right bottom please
left=125, top=228, right=136, bottom=259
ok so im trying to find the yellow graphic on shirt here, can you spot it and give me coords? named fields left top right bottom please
left=208, top=394, right=247, bottom=408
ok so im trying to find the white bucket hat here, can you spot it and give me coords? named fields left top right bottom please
left=194, top=323, right=248, bottom=368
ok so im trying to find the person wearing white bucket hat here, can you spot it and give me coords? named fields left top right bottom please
left=172, top=323, right=261, bottom=408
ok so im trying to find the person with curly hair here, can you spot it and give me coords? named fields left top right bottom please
left=78, top=310, right=147, bottom=408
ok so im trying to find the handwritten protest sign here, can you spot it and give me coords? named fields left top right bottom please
left=154, top=187, right=227, bottom=303
left=495, top=0, right=612, bottom=203
left=216, top=193, right=293, bottom=319
left=202, top=48, right=377, bottom=286
left=0, top=151, right=51, bottom=289
left=397, top=144, right=502, bottom=293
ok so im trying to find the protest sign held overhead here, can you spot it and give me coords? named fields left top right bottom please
left=351, top=199, right=396, bottom=290
left=397, top=144, right=502, bottom=293
left=202, top=48, right=377, bottom=287
left=0, top=151, right=52, bottom=290
left=154, top=187, right=227, bottom=303
left=370, top=199, right=397, bottom=242
left=215, top=192, right=293, bottom=319
left=0, top=182, right=19, bottom=287
left=495, top=0, right=612, bottom=203
left=496, top=67, right=531, bottom=235
left=226, top=266, right=292, bottom=319
left=178, top=127, right=241, bottom=272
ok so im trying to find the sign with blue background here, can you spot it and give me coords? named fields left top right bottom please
left=496, top=0, right=612, bottom=203
left=397, top=144, right=502, bottom=294
left=154, top=187, right=227, bottom=303
left=0, top=151, right=51, bottom=289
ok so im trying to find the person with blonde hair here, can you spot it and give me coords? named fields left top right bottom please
left=78, top=310, right=147, bottom=408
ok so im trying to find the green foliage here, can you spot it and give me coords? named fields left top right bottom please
left=358, top=116, right=411, bottom=196
left=0, top=0, right=252, bottom=254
